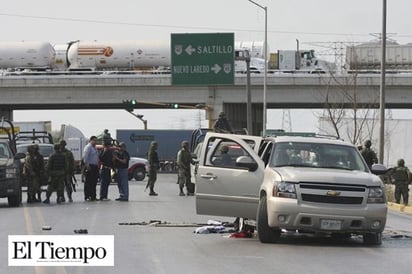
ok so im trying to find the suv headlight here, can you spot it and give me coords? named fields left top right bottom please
left=367, top=187, right=385, bottom=203
left=273, top=181, right=297, bottom=199
left=6, top=168, right=17, bottom=179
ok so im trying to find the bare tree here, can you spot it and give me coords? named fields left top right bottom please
left=317, top=70, right=379, bottom=145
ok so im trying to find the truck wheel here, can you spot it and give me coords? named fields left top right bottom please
left=8, top=193, right=21, bottom=207
left=133, top=167, right=146, bottom=181
left=257, top=196, right=281, bottom=243
left=363, top=232, right=382, bottom=245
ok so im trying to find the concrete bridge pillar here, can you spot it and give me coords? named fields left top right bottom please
left=0, top=108, right=13, bottom=120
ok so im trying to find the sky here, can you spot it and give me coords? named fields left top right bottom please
left=3, top=0, right=412, bottom=138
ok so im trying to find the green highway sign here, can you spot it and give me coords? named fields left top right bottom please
left=171, top=33, right=234, bottom=85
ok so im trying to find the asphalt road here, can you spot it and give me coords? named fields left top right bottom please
left=1, top=174, right=412, bottom=274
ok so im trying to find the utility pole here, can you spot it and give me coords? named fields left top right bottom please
left=235, top=49, right=252, bottom=135
left=248, top=0, right=267, bottom=136
left=378, top=0, right=387, bottom=164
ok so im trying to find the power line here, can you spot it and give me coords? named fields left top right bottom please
left=2, top=12, right=410, bottom=38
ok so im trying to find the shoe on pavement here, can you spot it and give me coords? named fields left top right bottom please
left=179, top=192, right=185, bottom=196
left=149, top=192, right=158, bottom=196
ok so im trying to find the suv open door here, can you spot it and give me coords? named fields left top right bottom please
left=195, top=133, right=264, bottom=219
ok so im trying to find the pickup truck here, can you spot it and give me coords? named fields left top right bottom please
left=195, top=132, right=388, bottom=245
left=0, top=119, right=26, bottom=207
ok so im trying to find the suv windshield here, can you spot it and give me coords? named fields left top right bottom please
left=270, top=142, right=368, bottom=171
left=16, top=145, right=54, bottom=158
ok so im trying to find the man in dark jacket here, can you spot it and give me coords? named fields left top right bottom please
left=360, top=140, right=378, bottom=169
left=99, top=143, right=114, bottom=201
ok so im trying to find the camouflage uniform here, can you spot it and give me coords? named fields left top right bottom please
left=44, top=144, right=67, bottom=204
left=102, top=129, right=113, bottom=146
left=23, top=145, right=39, bottom=203
left=390, top=159, right=411, bottom=205
left=33, top=145, right=45, bottom=201
left=61, top=140, right=75, bottom=202
left=147, top=141, right=159, bottom=196
left=213, top=112, right=233, bottom=133
left=177, top=141, right=195, bottom=196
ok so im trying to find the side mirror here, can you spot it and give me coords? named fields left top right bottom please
left=371, top=164, right=388, bottom=175
left=236, top=156, right=258, bottom=172
left=14, top=152, right=26, bottom=160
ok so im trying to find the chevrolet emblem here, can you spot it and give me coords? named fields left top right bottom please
left=326, top=190, right=341, bottom=196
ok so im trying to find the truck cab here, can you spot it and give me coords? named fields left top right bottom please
left=0, top=119, right=26, bottom=207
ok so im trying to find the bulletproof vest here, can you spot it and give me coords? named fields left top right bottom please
left=393, top=166, right=409, bottom=182
left=50, top=152, right=66, bottom=171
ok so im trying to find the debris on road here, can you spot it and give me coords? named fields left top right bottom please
left=74, top=229, right=88, bottom=234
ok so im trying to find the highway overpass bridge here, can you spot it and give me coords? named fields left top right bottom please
left=1, top=73, right=412, bottom=134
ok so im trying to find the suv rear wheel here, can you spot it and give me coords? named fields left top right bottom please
left=133, top=167, right=146, bottom=181
left=257, top=195, right=281, bottom=243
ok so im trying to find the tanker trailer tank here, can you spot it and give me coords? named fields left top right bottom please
left=0, top=41, right=55, bottom=71
left=66, top=40, right=171, bottom=71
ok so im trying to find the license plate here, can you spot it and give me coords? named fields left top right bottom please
left=320, top=219, right=342, bottom=230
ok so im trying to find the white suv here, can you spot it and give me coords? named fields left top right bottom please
left=195, top=133, right=387, bottom=245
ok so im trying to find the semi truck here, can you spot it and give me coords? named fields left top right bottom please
left=13, top=121, right=52, bottom=133
left=59, top=124, right=88, bottom=173
left=269, top=50, right=334, bottom=73
left=116, top=129, right=194, bottom=172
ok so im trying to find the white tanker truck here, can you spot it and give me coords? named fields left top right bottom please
left=0, top=40, right=331, bottom=74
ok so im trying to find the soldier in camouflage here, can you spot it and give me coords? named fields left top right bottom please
left=177, top=140, right=195, bottom=196
left=60, top=140, right=75, bottom=202
left=390, top=159, right=411, bottom=206
left=213, top=112, right=233, bottom=133
left=43, top=144, right=67, bottom=204
left=33, top=144, right=45, bottom=202
left=23, top=145, right=39, bottom=203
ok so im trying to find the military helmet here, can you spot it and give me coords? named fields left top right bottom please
left=364, top=140, right=372, bottom=148
left=219, top=111, right=225, bottom=118
left=398, top=158, right=405, bottom=167
left=27, top=145, right=35, bottom=153
left=60, top=140, right=67, bottom=146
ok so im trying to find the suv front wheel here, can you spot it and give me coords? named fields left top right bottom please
left=8, top=190, right=21, bottom=207
left=257, top=195, right=281, bottom=243
left=363, top=232, right=382, bottom=245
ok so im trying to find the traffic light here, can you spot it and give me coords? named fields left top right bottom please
left=122, top=99, right=137, bottom=112
left=169, top=103, right=179, bottom=109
